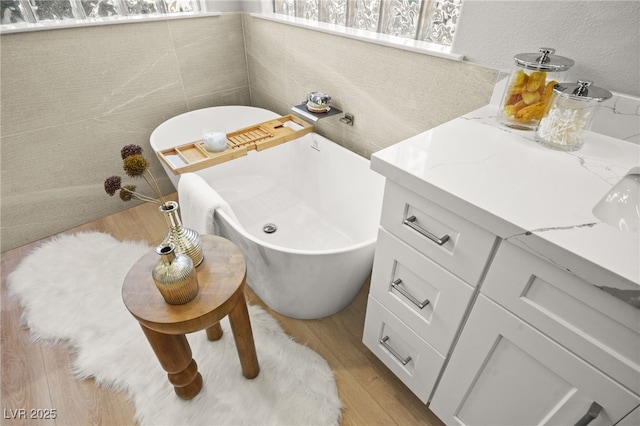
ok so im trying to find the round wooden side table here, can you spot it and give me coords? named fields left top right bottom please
left=122, top=235, right=260, bottom=400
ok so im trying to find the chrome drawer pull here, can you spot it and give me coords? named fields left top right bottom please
left=574, top=402, right=603, bottom=426
left=380, top=336, right=412, bottom=365
left=391, top=279, right=430, bottom=309
left=403, top=215, right=450, bottom=246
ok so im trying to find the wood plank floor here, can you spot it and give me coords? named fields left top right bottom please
left=1, top=193, right=445, bottom=426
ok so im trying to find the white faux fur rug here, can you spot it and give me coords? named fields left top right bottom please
left=7, top=232, right=341, bottom=426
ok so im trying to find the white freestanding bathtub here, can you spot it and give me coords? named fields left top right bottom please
left=150, top=106, right=384, bottom=319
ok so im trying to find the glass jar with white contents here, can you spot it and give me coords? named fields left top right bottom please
left=534, top=80, right=612, bottom=152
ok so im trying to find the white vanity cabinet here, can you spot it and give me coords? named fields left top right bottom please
left=429, top=241, right=640, bottom=425
left=362, top=179, right=497, bottom=402
left=480, top=241, right=640, bottom=395
left=364, top=103, right=640, bottom=424
left=429, top=294, right=640, bottom=426
left=618, top=405, right=640, bottom=426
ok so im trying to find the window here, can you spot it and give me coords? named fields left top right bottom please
left=273, top=0, right=462, bottom=47
left=1, top=0, right=204, bottom=31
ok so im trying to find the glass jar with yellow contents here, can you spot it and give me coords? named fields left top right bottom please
left=499, top=48, right=574, bottom=130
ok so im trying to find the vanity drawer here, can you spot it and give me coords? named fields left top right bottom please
left=370, top=228, right=474, bottom=355
left=380, top=180, right=496, bottom=286
left=482, top=241, right=640, bottom=395
left=363, top=296, right=445, bottom=403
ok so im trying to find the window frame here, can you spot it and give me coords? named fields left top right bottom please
left=0, top=0, right=218, bottom=34
left=252, top=12, right=463, bottom=62
left=0, top=0, right=463, bottom=62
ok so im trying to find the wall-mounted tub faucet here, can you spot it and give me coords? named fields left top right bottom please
left=340, top=113, right=354, bottom=126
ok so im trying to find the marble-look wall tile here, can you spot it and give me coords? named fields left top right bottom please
left=187, top=87, right=252, bottom=111
left=168, top=14, right=250, bottom=108
left=0, top=13, right=250, bottom=252
left=243, top=16, right=288, bottom=102
left=2, top=11, right=498, bottom=252
left=1, top=21, right=184, bottom=138
left=0, top=117, right=175, bottom=250
left=594, top=93, right=640, bottom=144
left=242, top=14, right=497, bottom=157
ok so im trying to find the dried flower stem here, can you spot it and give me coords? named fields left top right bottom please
left=121, top=187, right=163, bottom=205
left=142, top=171, right=167, bottom=206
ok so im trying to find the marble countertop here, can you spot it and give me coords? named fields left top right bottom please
left=371, top=104, right=640, bottom=291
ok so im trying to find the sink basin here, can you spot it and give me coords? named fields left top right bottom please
left=593, top=167, right=640, bottom=233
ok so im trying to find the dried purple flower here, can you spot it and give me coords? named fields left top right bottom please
left=104, top=175, right=122, bottom=196
left=119, top=185, right=136, bottom=201
left=120, top=144, right=143, bottom=159
left=123, top=154, right=149, bottom=177
left=104, top=144, right=165, bottom=206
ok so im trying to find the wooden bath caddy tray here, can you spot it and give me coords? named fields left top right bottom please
left=158, top=114, right=314, bottom=174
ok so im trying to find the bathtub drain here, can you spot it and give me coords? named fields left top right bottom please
left=263, top=223, right=278, bottom=234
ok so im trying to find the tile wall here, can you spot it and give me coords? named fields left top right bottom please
left=1, top=12, right=498, bottom=252
left=242, top=14, right=497, bottom=158
left=1, top=14, right=250, bottom=251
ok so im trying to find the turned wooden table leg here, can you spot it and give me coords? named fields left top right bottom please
left=206, top=322, right=223, bottom=341
left=228, top=295, right=260, bottom=379
left=140, top=325, right=203, bottom=400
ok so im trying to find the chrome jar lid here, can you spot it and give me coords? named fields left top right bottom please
left=552, top=80, right=612, bottom=102
left=513, top=47, right=575, bottom=71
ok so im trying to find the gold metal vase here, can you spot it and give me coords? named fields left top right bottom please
left=159, top=201, right=204, bottom=267
left=152, top=243, right=199, bottom=305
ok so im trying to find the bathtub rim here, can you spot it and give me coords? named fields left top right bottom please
left=150, top=105, right=281, bottom=152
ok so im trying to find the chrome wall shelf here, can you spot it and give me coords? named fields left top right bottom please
left=291, top=102, right=342, bottom=122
